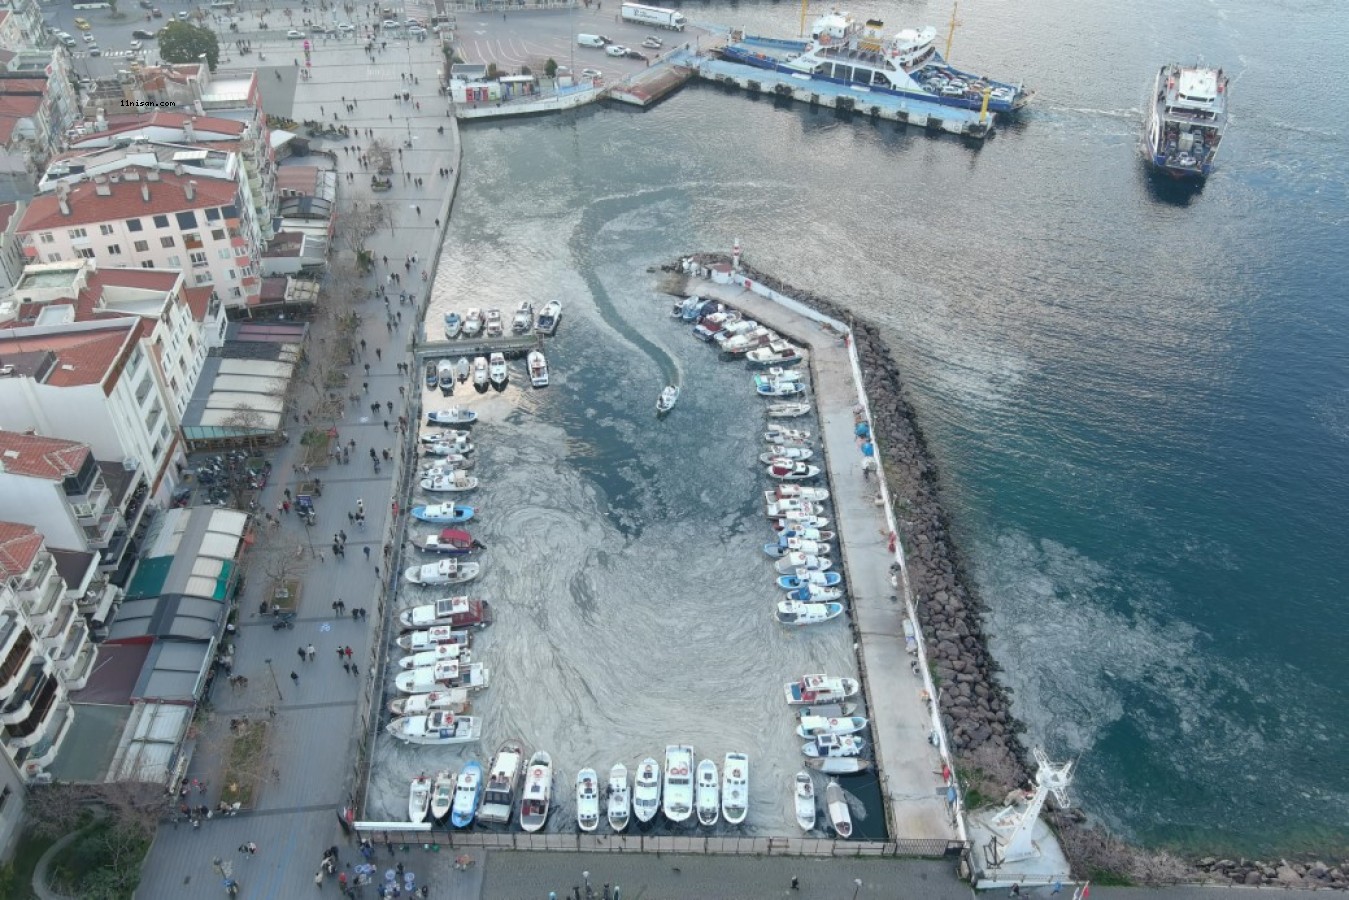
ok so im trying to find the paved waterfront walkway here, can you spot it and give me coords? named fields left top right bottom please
left=691, top=279, right=956, bottom=842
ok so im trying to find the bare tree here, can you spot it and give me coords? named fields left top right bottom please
left=25, top=780, right=170, bottom=840
left=342, top=198, right=390, bottom=255
left=221, top=403, right=268, bottom=453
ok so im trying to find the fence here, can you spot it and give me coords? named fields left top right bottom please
left=354, top=828, right=967, bottom=859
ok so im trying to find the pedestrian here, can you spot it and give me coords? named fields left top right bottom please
left=363, top=381, right=369, bottom=393
left=298, top=646, right=307, bottom=663
left=315, top=870, right=325, bottom=887
left=434, top=218, right=440, bottom=227
left=351, top=663, right=359, bottom=676
left=340, top=530, right=347, bottom=543
left=364, top=546, right=372, bottom=560
left=307, top=643, right=317, bottom=660
left=290, top=671, right=299, bottom=684
left=376, top=348, right=383, bottom=361
left=399, top=385, right=406, bottom=397
left=348, top=511, right=355, bottom=525
left=283, top=500, right=291, bottom=514
left=375, top=566, right=380, bottom=579
left=414, top=205, right=421, bottom=215
left=352, top=607, right=359, bottom=620
left=386, top=400, right=394, bottom=414
left=343, top=661, right=351, bottom=674
left=1010, top=885, right=1021, bottom=897
left=791, top=876, right=799, bottom=890
left=338, top=600, right=346, bottom=614
left=345, top=645, right=353, bottom=659
left=337, top=646, right=346, bottom=660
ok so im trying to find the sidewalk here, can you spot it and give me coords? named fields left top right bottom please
left=136, top=34, right=463, bottom=900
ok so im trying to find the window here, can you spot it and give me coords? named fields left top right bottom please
left=100, top=223, right=115, bottom=235
left=134, top=239, right=149, bottom=252
left=160, top=236, right=175, bottom=248
left=151, top=440, right=163, bottom=461
left=176, top=211, right=197, bottom=229
left=39, top=231, right=54, bottom=244
left=107, top=244, right=122, bottom=255
left=227, top=268, right=237, bottom=280
left=47, top=253, right=62, bottom=263
left=153, top=214, right=169, bottom=228
left=141, top=260, right=155, bottom=268
left=223, top=204, right=239, bottom=218
left=211, top=228, right=225, bottom=241
left=194, top=272, right=212, bottom=285
left=169, top=376, right=178, bottom=396
left=68, top=227, right=87, bottom=239
left=76, top=247, right=95, bottom=259
left=167, top=255, right=181, bottom=267
left=187, top=335, right=196, bottom=353
left=190, top=251, right=208, bottom=268
left=127, top=218, right=143, bottom=232
left=184, top=232, right=203, bottom=249
left=205, top=207, right=221, bottom=221
left=218, top=248, right=231, bottom=260
left=229, top=287, right=242, bottom=299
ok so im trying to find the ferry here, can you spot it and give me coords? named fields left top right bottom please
left=1142, top=63, right=1229, bottom=180
left=719, top=11, right=1029, bottom=117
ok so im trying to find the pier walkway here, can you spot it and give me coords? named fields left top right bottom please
left=690, top=278, right=958, bottom=842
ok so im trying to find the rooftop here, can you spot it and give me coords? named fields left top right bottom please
left=0, top=520, right=43, bottom=579
left=65, top=111, right=247, bottom=149
left=0, top=431, right=91, bottom=481
left=18, top=169, right=239, bottom=232
left=0, top=320, right=139, bottom=387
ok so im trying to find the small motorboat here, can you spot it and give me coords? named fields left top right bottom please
left=402, top=558, right=481, bottom=586
left=488, top=352, right=508, bottom=389
left=395, top=660, right=491, bottom=694
left=765, top=497, right=825, bottom=519
left=472, top=356, right=489, bottom=392
left=519, top=751, right=553, bottom=833
left=759, top=445, right=813, bottom=463
left=721, top=326, right=776, bottom=356
left=424, top=443, right=475, bottom=460
left=721, top=753, right=748, bottom=825
left=807, top=758, right=873, bottom=776
left=797, top=703, right=859, bottom=719
left=775, top=600, right=846, bottom=626
left=420, top=429, right=471, bottom=446
left=527, top=350, right=549, bottom=388
left=671, top=295, right=701, bottom=319
left=794, top=771, right=816, bottom=832
left=779, top=526, right=838, bottom=543
left=398, top=597, right=492, bottom=630
left=797, top=716, right=869, bottom=738
left=662, top=745, right=694, bottom=824
left=444, top=312, right=463, bottom=339
left=427, top=408, right=478, bottom=426
left=693, top=311, right=733, bottom=341
left=802, top=734, right=868, bottom=758
left=632, top=758, right=661, bottom=829
left=456, top=357, right=471, bottom=382
left=420, top=471, right=480, bottom=493
left=747, top=340, right=803, bottom=367
left=607, top=764, right=630, bottom=832
left=478, top=739, right=527, bottom=825
left=785, top=674, right=860, bottom=706
left=451, top=761, right=484, bottom=827
left=413, top=528, right=484, bottom=556
left=764, top=426, right=812, bottom=444
left=763, top=537, right=831, bottom=558
left=425, top=362, right=439, bottom=388
left=695, top=759, right=719, bottom=827
left=388, top=688, right=470, bottom=716
left=767, top=461, right=822, bottom=481
left=411, top=503, right=475, bottom=524
left=772, top=512, right=832, bottom=531
left=713, top=318, right=758, bottom=345
left=422, top=459, right=475, bottom=479
left=753, top=369, right=804, bottom=387
left=536, top=300, right=562, bottom=335
left=389, top=711, right=481, bottom=746
left=774, top=553, right=833, bottom=575
left=461, top=308, right=483, bottom=337
left=757, top=381, right=806, bottom=398
left=485, top=308, right=504, bottom=338
left=576, top=769, right=601, bottom=832
left=826, top=781, right=853, bottom=838
left=511, top=301, right=535, bottom=334
left=785, top=586, right=845, bottom=604
left=397, top=643, right=468, bottom=669
left=408, top=775, right=432, bottom=823
left=430, top=770, right=456, bottom=824
left=656, top=385, right=679, bottom=417
left=766, top=401, right=812, bottom=418
left=437, top=360, right=455, bottom=392
left=777, top=570, right=843, bottom=591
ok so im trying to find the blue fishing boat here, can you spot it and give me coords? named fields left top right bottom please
left=410, top=503, right=475, bottom=524
left=450, top=760, right=484, bottom=827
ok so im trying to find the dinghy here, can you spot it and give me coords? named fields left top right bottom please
left=536, top=300, right=562, bottom=335
left=662, top=745, right=694, bottom=824
left=722, top=753, right=749, bottom=825
left=427, top=408, right=478, bottom=426
left=511, top=300, right=535, bottom=334
left=757, top=381, right=806, bottom=398
left=456, top=357, right=471, bottom=382
left=785, top=586, right=845, bottom=604
left=408, top=775, right=432, bottom=823
left=437, top=360, right=455, bottom=392
left=527, top=350, right=549, bottom=388
left=478, top=739, right=526, bottom=825
left=797, top=703, right=859, bottom=719
left=802, top=734, right=868, bottom=758
left=767, top=461, right=822, bottom=481
left=443, top=312, right=463, bottom=339
left=774, top=553, right=833, bottom=575
left=462, top=309, right=483, bottom=338
left=420, top=471, right=479, bottom=493
left=656, top=385, right=679, bottom=417
left=576, top=769, right=601, bottom=832
left=472, top=356, right=489, bottom=392
left=632, top=758, right=661, bottom=829
left=519, top=751, right=553, bottom=833
left=387, top=712, right=482, bottom=746
left=784, top=674, right=860, bottom=706
left=402, top=558, right=481, bottom=586
left=695, top=759, right=719, bottom=827
left=794, top=771, right=816, bottom=832
left=765, top=401, right=812, bottom=418
left=398, top=596, right=492, bottom=630
left=759, top=446, right=813, bottom=463
left=796, top=716, right=869, bottom=738
left=607, top=764, right=631, bottom=832
left=484, top=308, right=504, bottom=338
left=451, top=761, right=484, bottom=827
left=777, top=570, right=843, bottom=590
left=807, top=758, right=873, bottom=775
left=430, top=770, right=455, bottom=823
left=410, top=503, right=475, bottom=524
left=826, top=781, right=853, bottom=838
left=488, top=352, right=508, bottom=389
left=775, top=600, right=846, bottom=626
left=388, top=688, right=470, bottom=717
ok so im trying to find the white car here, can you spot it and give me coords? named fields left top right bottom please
left=604, top=44, right=628, bottom=57
left=381, top=19, right=400, bottom=30
left=407, top=25, right=426, bottom=36
left=642, top=36, right=662, bottom=49
left=336, top=22, right=354, bottom=31
left=581, top=67, right=602, bottom=79
left=82, top=33, right=96, bottom=43
left=286, top=29, right=303, bottom=39
left=129, top=40, right=142, bottom=50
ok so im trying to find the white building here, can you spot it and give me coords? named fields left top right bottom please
left=0, top=202, right=25, bottom=295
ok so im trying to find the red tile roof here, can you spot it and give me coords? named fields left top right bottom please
left=0, top=201, right=16, bottom=233
left=5, top=268, right=180, bottom=328
left=183, top=284, right=215, bottom=322
left=0, top=322, right=138, bottom=387
left=17, top=170, right=239, bottom=233
left=77, top=110, right=247, bottom=141
left=0, top=432, right=91, bottom=481
left=0, top=521, right=44, bottom=580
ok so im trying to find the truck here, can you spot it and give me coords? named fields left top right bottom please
left=620, top=2, right=686, bottom=31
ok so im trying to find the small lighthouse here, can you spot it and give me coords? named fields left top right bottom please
left=732, top=238, right=742, bottom=270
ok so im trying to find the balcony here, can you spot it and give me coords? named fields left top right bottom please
left=62, top=642, right=97, bottom=692
left=0, top=657, right=50, bottom=726
left=41, top=601, right=77, bottom=650
left=70, top=482, right=112, bottom=525
left=3, top=676, right=61, bottom=749
left=18, top=552, right=54, bottom=592
left=21, top=573, right=62, bottom=622
left=14, top=702, right=73, bottom=776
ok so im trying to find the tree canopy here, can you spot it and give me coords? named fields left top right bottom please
left=158, top=21, right=220, bottom=71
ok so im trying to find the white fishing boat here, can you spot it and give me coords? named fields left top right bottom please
left=519, top=751, right=553, bottom=833
left=422, top=459, right=475, bottom=479
left=765, top=496, right=825, bottom=518
left=451, top=761, right=484, bottom=827
left=456, top=357, right=471, bottom=382
left=784, top=674, right=861, bottom=706
left=774, top=552, right=833, bottom=575
left=777, top=526, right=838, bottom=544
left=722, top=753, right=749, bottom=825
left=695, top=759, right=719, bottom=827
left=757, top=380, right=806, bottom=398
left=826, top=781, right=853, bottom=838
left=807, top=758, right=873, bottom=775
left=388, top=711, right=482, bottom=746
left=397, top=643, right=468, bottom=669
left=535, top=300, right=562, bottom=335
left=796, top=716, right=869, bottom=738
left=767, top=461, right=822, bottom=481
left=462, top=309, right=483, bottom=337
left=430, top=770, right=455, bottom=823
left=576, top=769, right=601, bottom=832
left=488, top=352, right=508, bottom=388
left=437, top=360, right=455, bottom=391
left=402, top=558, right=481, bottom=586
left=772, top=512, right=832, bottom=531
left=419, top=429, right=471, bottom=446
left=721, top=327, right=776, bottom=356
left=662, top=745, right=694, bottom=824
left=632, top=758, right=661, bottom=828
left=427, top=408, right=478, bottom=426
left=511, top=300, right=535, bottom=334
left=478, top=739, right=526, bottom=825
left=794, top=771, right=816, bottom=832
left=423, top=444, right=475, bottom=461
left=408, top=775, right=432, bottom=823
left=419, top=471, right=479, bottom=493
left=784, top=586, right=845, bottom=604
left=747, top=340, right=804, bottom=367
left=527, top=350, right=549, bottom=388
left=410, top=503, right=475, bottom=525
left=395, top=660, right=491, bottom=694
left=472, top=356, right=489, bottom=391
left=713, top=318, right=757, bottom=343
left=766, top=401, right=812, bottom=418
left=443, top=312, right=463, bottom=339
left=607, top=764, right=631, bottom=832
left=413, top=528, right=483, bottom=557
left=775, top=599, right=846, bottom=626
left=484, top=308, right=504, bottom=338
left=760, top=445, right=813, bottom=463
left=398, top=596, right=492, bottom=630
left=763, top=536, right=831, bottom=558
left=802, top=734, right=868, bottom=758
left=753, top=369, right=804, bottom=387
left=797, top=703, right=859, bottom=719
left=764, top=425, right=811, bottom=442
left=388, top=688, right=470, bottom=717
left=656, top=385, right=679, bottom=417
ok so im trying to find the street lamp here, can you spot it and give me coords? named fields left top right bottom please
left=851, top=877, right=863, bottom=900
left=263, top=658, right=283, bottom=700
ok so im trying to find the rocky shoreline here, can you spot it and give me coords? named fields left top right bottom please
left=669, top=253, right=1349, bottom=891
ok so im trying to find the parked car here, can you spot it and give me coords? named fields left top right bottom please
left=57, top=32, right=76, bottom=47
left=176, top=10, right=189, bottom=19
left=407, top=24, right=426, bottom=36
left=336, top=22, right=354, bottom=31
left=642, top=36, right=662, bottom=48
left=310, top=23, right=326, bottom=32
left=381, top=19, right=400, bottom=30
left=624, top=49, right=647, bottom=60
left=286, top=29, right=303, bottom=38
left=604, top=44, right=628, bottom=57
left=138, top=0, right=152, bottom=7
left=581, top=67, right=603, bottom=79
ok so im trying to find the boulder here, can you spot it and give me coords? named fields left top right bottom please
left=1242, top=870, right=1263, bottom=885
